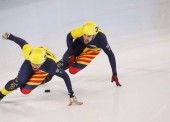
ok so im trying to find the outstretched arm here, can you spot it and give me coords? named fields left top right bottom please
left=2, top=32, right=28, bottom=48
left=98, top=34, right=121, bottom=87
left=2, top=32, right=33, bottom=60
left=54, top=67, right=83, bottom=105
left=55, top=67, right=74, bottom=96
left=41, top=59, right=83, bottom=105
left=42, top=59, right=74, bottom=96
left=98, top=34, right=117, bottom=75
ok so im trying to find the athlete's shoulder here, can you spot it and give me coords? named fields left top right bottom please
left=94, top=30, right=108, bottom=48
left=98, top=29, right=105, bottom=35
left=43, top=47, right=57, bottom=62
left=22, top=44, right=33, bottom=60
left=96, top=30, right=107, bottom=40
left=70, top=26, right=83, bottom=39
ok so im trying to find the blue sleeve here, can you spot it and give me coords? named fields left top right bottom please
left=98, top=34, right=117, bottom=75
left=66, top=32, right=74, bottom=55
left=8, top=34, right=28, bottom=48
left=41, top=59, right=74, bottom=95
left=54, top=67, right=74, bottom=95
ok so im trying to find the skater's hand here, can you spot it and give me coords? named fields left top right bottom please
left=2, top=32, right=10, bottom=40
left=111, top=74, right=121, bottom=87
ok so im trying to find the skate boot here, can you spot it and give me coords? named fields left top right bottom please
left=0, top=92, right=5, bottom=101
left=68, top=94, right=83, bottom=106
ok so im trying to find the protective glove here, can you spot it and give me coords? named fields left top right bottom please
left=68, top=94, right=83, bottom=106
left=111, top=74, right=122, bottom=87
left=2, top=32, right=10, bottom=40
left=68, top=55, right=75, bottom=67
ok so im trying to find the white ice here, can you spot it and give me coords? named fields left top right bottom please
left=0, top=0, right=170, bottom=122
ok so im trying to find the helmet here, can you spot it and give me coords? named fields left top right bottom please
left=29, top=47, right=46, bottom=64
left=82, top=21, right=99, bottom=35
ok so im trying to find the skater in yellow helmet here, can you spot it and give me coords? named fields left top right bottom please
left=0, top=32, right=83, bottom=105
left=57, top=21, right=121, bottom=87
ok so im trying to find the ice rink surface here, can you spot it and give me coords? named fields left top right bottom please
left=0, top=0, right=170, bottom=122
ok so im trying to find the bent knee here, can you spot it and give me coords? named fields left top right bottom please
left=69, top=67, right=81, bottom=74
left=20, top=88, right=32, bottom=94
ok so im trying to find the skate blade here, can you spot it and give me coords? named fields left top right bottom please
left=68, top=101, right=83, bottom=106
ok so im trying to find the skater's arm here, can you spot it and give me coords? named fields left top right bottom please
left=66, top=32, right=74, bottom=55
left=98, top=34, right=117, bottom=75
left=67, top=26, right=84, bottom=55
left=41, top=59, right=74, bottom=95
left=8, top=33, right=28, bottom=48
left=54, top=67, right=74, bottom=95
left=2, top=32, right=33, bottom=60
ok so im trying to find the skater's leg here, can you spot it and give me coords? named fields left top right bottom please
left=69, top=47, right=101, bottom=74
left=0, top=60, right=34, bottom=100
left=20, top=71, right=49, bottom=94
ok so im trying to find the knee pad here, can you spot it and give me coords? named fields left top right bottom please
left=69, top=67, right=81, bottom=74
left=20, top=88, right=32, bottom=94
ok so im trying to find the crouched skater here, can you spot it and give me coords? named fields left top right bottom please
left=0, top=32, right=83, bottom=106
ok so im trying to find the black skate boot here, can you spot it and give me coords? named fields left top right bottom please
left=0, top=92, right=5, bottom=101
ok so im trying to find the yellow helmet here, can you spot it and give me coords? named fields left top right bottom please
left=29, top=47, right=46, bottom=64
left=82, top=21, right=99, bottom=35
